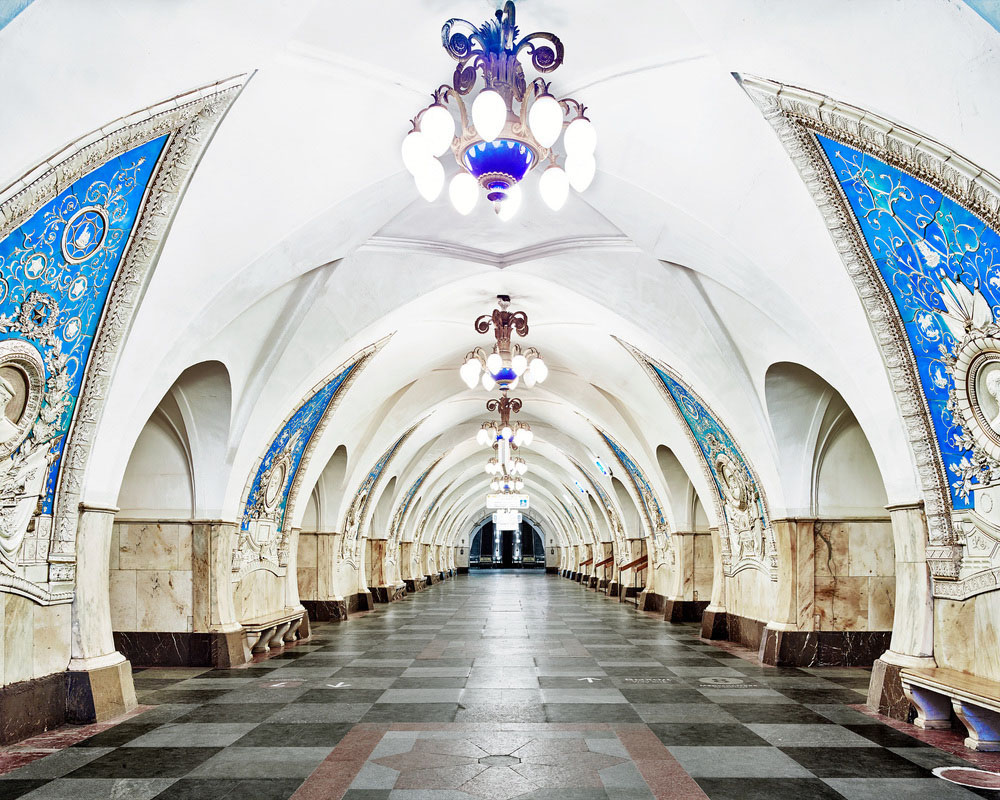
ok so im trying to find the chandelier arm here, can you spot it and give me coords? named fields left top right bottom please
left=558, top=97, right=588, bottom=121
left=474, top=314, right=493, bottom=335
left=508, top=310, right=529, bottom=337
left=513, top=32, right=565, bottom=74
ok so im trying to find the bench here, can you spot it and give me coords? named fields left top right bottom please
left=241, top=608, right=307, bottom=655
left=901, top=667, right=1000, bottom=751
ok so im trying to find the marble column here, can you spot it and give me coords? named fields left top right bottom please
left=67, top=505, right=137, bottom=723
left=191, top=520, right=246, bottom=666
left=701, top=526, right=728, bottom=639
left=868, top=502, right=936, bottom=719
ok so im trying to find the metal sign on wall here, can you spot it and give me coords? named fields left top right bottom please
left=493, top=510, right=522, bottom=530
left=487, top=493, right=529, bottom=510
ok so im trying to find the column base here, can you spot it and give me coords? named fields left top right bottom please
left=545, top=566, right=557, bottom=574
left=664, top=599, right=708, bottom=622
left=700, top=608, right=728, bottom=640
left=65, top=659, right=136, bottom=724
left=607, top=581, right=620, bottom=598
left=759, top=628, right=892, bottom=668
left=113, top=630, right=248, bottom=668
left=426, top=573, right=441, bottom=585
left=404, top=578, right=427, bottom=592
left=349, top=591, right=375, bottom=613
left=458, top=567, right=470, bottom=574
left=0, top=673, right=65, bottom=745
left=868, top=657, right=914, bottom=721
left=372, top=584, right=407, bottom=603
left=302, top=599, right=349, bottom=622
left=638, top=591, right=665, bottom=613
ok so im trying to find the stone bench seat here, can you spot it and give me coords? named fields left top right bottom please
left=240, top=608, right=307, bottom=655
left=901, top=667, right=1000, bottom=751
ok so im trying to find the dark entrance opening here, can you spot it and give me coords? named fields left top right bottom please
left=501, top=530, right=514, bottom=566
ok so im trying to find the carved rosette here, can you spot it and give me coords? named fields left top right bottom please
left=739, top=74, right=1000, bottom=597
left=0, top=76, right=248, bottom=604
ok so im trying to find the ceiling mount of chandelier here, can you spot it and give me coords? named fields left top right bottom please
left=460, top=295, right=547, bottom=391
left=401, top=0, right=597, bottom=218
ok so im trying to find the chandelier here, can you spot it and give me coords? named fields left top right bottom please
left=482, top=396, right=528, bottom=493
left=460, top=295, right=548, bottom=391
left=402, top=0, right=597, bottom=218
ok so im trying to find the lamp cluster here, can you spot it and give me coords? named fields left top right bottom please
left=402, top=0, right=597, bottom=219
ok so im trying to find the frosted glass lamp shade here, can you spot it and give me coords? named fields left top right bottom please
left=460, top=358, right=481, bottom=388
left=401, top=131, right=432, bottom=176
left=523, top=369, right=537, bottom=388
left=420, top=104, right=455, bottom=156
left=449, top=172, right=479, bottom=215
left=472, top=90, right=507, bottom=142
left=566, top=153, right=596, bottom=192
left=486, top=352, right=503, bottom=374
left=481, top=372, right=496, bottom=391
left=530, top=356, right=548, bottom=383
left=528, top=94, right=563, bottom=148
left=501, top=425, right=513, bottom=441
left=476, top=427, right=490, bottom=446
left=564, top=117, right=597, bottom=156
left=539, top=165, right=569, bottom=210
left=415, top=157, right=445, bottom=201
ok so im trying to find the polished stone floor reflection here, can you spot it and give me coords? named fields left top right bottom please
left=0, top=571, right=996, bottom=799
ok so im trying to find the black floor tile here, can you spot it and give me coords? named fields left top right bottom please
left=232, top=723, right=353, bottom=747
left=648, top=722, right=772, bottom=746
left=0, top=781, right=49, bottom=800
left=293, top=689, right=385, bottom=704
left=72, top=721, right=164, bottom=747
left=66, top=747, right=223, bottom=779
left=151, top=778, right=303, bottom=799
left=843, top=723, right=930, bottom=748
left=361, top=703, right=458, bottom=722
left=695, top=777, right=847, bottom=799
left=173, top=703, right=289, bottom=723
left=717, top=703, right=837, bottom=724
left=780, top=746, right=931, bottom=778
left=542, top=703, right=641, bottom=722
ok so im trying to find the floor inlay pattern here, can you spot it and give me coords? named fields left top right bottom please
left=0, top=571, right=997, bottom=799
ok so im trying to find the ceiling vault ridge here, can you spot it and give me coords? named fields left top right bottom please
left=360, top=233, right=639, bottom=268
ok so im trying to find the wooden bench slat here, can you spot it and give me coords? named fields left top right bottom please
left=903, top=668, right=1000, bottom=710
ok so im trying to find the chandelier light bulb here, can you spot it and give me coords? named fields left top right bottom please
left=539, top=165, right=569, bottom=211
left=501, top=425, right=513, bottom=441
left=477, top=426, right=491, bottom=446
left=511, top=354, right=528, bottom=375
left=565, top=152, right=596, bottom=192
left=497, top=184, right=522, bottom=221
left=522, top=428, right=534, bottom=446
left=564, top=117, right=597, bottom=156
left=420, top=103, right=456, bottom=156
left=481, top=372, right=496, bottom=391
left=471, top=90, right=507, bottom=142
left=401, top=131, right=432, bottom=176
left=486, top=352, right=503, bottom=374
left=414, top=157, right=445, bottom=201
left=449, top=172, right=479, bottom=215
left=491, top=480, right=500, bottom=491
left=517, top=461, right=528, bottom=475
left=484, top=461, right=494, bottom=474
left=515, top=479, right=524, bottom=491
left=523, top=368, right=537, bottom=388
left=528, top=93, right=563, bottom=148
left=530, top=356, right=548, bottom=383
left=508, top=376, right=519, bottom=391
left=461, top=358, right=481, bottom=388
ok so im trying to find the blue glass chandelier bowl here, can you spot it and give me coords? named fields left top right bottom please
left=463, top=139, right=536, bottom=201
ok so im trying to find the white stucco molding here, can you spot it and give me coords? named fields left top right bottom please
left=737, top=73, right=989, bottom=588
left=0, top=75, right=249, bottom=605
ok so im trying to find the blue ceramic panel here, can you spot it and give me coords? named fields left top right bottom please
left=0, top=135, right=168, bottom=513
left=395, top=464, right=433, bottom=530
left=241, top=362, right=355, bottom=532
left=651, top=365, right=767, bottom=528
left=815, top=133, right=1000, bottom=509
left=600, top=432, right=666, bottom=532
left=352, top=428, right=411, bottom=528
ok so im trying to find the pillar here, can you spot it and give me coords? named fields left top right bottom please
left=700, top=526, right=727, bottom=639
left=67, top=505, right=137, bottom=723
left=191, top=520, right=246, bottom=666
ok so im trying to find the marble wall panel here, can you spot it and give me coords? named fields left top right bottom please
left=848, top=521, right=895, bottom=577
left=234, top=569, right=286, bottom=621
left=298, top=533, right=317, bottom=568
left=814, top=522, right=849, bottom=577
left=109, top=571, right=138, bottom=631
left=3, top=594, right=34, bottom=685
left=868, top=577, right=896, bottom=630
left=117, top=522, right=189, bottom=570
left=32, top=604, right=70, bottom=678
left=136, top=571, right=192, bottom=631
left=725, top=566, right=774, bottom=622
left=935, top=594, right=1000, bottom=682
left=298, top=567, right=317, bottom=600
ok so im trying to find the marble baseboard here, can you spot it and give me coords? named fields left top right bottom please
left=65, top=659, right=137, bottom=725
left=867, top=658, right=911, bottom=721
left=722, top=612, right=767, bottom=651
left=372, top=584, right=406, bottom=603
left=427, top=574, right=441, bottom=585
left=0, top=672, right=65, bottom=745
left=607, top=581, right=621, bottom=599
left=404, top=578, right=427, bottom=593
left=546, top=566, right=558, bottom=574
left=348, top=591, right=375, bottom=613
left=597, top=579, right=610, bottom=591
left=700, top=609, right=729, bottom=640
left=458, top=567, right=470, bottom=574
left=759, top=628, right=892, bottom=668
left=113, top=630, right=248, bottom=668
left=588, top=576, right=599, bottom=589
left=302, top=599, right=348, bottom=622
left=639, top=591, right=665, bottom=613
left=575, top=573, right=585, bottom=583
left=623, top=586, right=641, bottom=599
left=664, top=599, right=709, bottom=623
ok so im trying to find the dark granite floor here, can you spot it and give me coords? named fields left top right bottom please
left=0, top=571, right=996, bottom=799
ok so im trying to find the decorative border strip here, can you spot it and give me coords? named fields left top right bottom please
left=738, top=74, right=975, bottom=584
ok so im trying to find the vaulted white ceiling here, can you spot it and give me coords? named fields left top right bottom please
left=3, top=0, right=997, bottom=543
